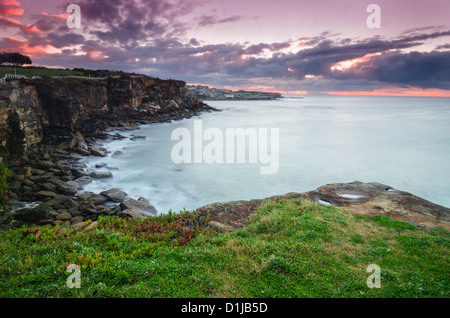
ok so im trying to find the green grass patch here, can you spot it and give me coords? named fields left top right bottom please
left=0, top=66, right=84, bottom=78
left=0, top=199, right=448, bottom=298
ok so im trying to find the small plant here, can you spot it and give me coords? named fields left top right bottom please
left=265, top=256, right=292, bottom=274
left=351, top=233, right=365, bottom=243
left=0, top=162, right=11, bottom=209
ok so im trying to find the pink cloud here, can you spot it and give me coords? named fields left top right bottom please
left=0, top=17, right=21, bottom=25
left=1, top=0, right=22, bottom=6
left=0, top=7, right=25, bottom=17
left=20, top=23, right=43, bottom=34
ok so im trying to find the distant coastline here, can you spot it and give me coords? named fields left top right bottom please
left=187, top=84, right=282, bottom=100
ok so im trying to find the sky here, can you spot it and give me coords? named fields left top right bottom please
left=1, top=0, right=450, bottom=96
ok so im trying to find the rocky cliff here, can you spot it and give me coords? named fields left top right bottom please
left=0, top=74, right=216, bottom=231
left=0, top=75, right=212, bottom=161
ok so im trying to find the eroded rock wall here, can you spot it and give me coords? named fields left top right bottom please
left=0, top=75, right=210, bottom=161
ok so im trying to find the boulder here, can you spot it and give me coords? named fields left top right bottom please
left=56, top=161, right=72, bottom=171
left=74, top=176, right=93, bottom=186
left=71, top=216, right=84, bottom=224
left=46, top=195, right=70, bottom=207
left=97, top=205, right=121, bottom=216
left=78, top=192, right=109, bottom=206
left=56, top=212, right=72, bottom=221
left=130, top=135, right=146, bottom=141
left=40, top=182, right=56, bottom=192
left=95, top=162, right=107, bottom=168
left=90, top=147, right=107, bottom=157
left=13, top=204, right=50, bottom=224
left=69, top=132, right=88, bottom=150
left=36, top=160, right=55, bottom=169
left=36, top=191, right=58, bottom=198
left=69, top=153, right=85, bottom=161
left=72, top=167, right=88, bottom=178
left=100, top=188, right=127, bottom=203
left=119, top=207, right=156, bottom=219
left=56, top=180, right=79, bottom=195
left=90, top=171, right=113, bottom=179
left=31, top=169, right=46, bottom=175
left=9, top=181, right=22, bottom=191
left=74, top=148, right=91, bottom=156
left=166, top=99, right=180, bottom=111
left=119, top=197, right=157, bottom=218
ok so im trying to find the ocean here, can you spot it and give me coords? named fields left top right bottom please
left=82, top=95, right=450, bottom=214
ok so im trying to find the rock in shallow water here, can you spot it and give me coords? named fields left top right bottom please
left=90, top=147, right=107, bottom=157
left=75, top=176, right=92, bottom=186
left=90, top=171, right=113, bottom=179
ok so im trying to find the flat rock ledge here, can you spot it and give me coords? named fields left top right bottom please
left=196, top=181, right=450, bottom=233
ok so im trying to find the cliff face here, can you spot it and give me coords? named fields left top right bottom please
left=0, top=82, right=43, bottom=158
left=0, top=76, right=209, bottom=161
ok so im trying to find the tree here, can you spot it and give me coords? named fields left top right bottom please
left=0, top=52, right=32, bottom=66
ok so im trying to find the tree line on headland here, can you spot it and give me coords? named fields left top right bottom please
left=0, top=52, right=32, bottom=67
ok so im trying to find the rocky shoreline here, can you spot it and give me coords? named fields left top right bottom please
left=0, top=73, right=219, bottom=232
left=3, top=121, right=450, bottom=234
left=0, top=108, right=220, bottom=232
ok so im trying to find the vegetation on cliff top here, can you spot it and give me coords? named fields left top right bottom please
left=0, top=199, right=448, bottom=298
left=0, top=162, right=11, bottom=209
left=0, top=65, right=144, bottom=79
left=0, top=66, right=83, bottom=78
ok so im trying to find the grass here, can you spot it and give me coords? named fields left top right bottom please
left=0, top=199, right=448, bottom=298
left=0, top=66, right=84, bottom=78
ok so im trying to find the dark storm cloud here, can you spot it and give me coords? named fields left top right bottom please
left=436, top=43, right=450, bottom=50
left=45, top=33, right=85, bottom=48
left=76, top=0, right=199, bottom=41
left=122, top=30, right=450, bottom=91
left=200, top=31, right=450, bottom=90
left=334, top=50, right=450, bottom=90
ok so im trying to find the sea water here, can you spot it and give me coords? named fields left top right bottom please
left=82, top=95, right=450, bottom=214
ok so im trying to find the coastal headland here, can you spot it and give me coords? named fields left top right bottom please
left=0, top=69, right=449, bottom=234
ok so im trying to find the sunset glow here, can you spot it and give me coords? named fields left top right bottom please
left=0, top=0, right=449, bottom=96
left=331, top=58, right=362, bottom=71
left=328, top=89, right=450, bottom=97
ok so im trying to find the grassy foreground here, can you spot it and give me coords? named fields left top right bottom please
left=0, top=199, right=448, bottom=298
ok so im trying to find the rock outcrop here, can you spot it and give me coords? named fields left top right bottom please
left=0, top=73, right=216, bottom=231
left=197, top=181, right=450, bottom=233
left=0, top=75, right=215, bottom=161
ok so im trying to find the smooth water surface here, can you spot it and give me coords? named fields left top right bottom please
left=83, top=95, right=450, bottom=213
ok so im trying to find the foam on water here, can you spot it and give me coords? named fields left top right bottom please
left=82, top=95, right=450, bottom=214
